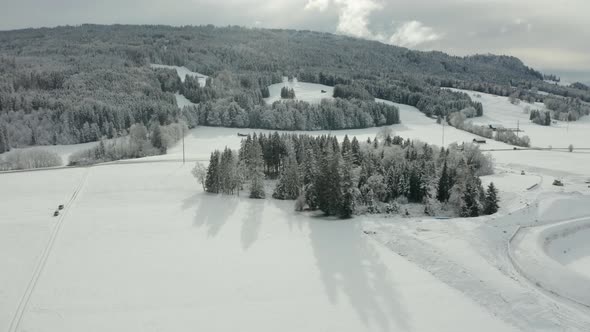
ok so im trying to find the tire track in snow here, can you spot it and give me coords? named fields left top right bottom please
left=7, top=167, right=91, bottom=332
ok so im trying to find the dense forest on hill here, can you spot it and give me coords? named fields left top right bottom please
left=0, top=24, right=588, bottom=152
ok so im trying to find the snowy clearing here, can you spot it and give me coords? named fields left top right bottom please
left=1, top=163, right=520, bottom=332
left=150, top=64, right=208, bottom=86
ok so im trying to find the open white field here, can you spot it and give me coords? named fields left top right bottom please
left=1, top=163, right=521, bottom=332
left=0, top=168, right=88, bottom=331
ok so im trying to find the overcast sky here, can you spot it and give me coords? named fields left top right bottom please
left=1, top=0, right=589, bottom=78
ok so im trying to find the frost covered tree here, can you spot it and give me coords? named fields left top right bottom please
left=191, top=162, right=207, bottom=191
left=248, top=140, right=266, bottom=199
left=483, top=182, right=499, bottom=215
left=339, top=150, right=356, bottom=218
left=272, top=142, right=301, bottom=200
left=437, top=161, right=450, bottom=202
left=151, top=125, right=166, bottom=153
left=205, top=150, right=221, bottom=194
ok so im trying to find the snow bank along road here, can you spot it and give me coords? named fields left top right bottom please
left=510, top=197, right=590, bottom=308
left=0, top=162, right=522, bottom=332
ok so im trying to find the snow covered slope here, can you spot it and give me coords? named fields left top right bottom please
left=450, top=88, right=588, bottom=150
left=2, top=163, right=521, bottom=332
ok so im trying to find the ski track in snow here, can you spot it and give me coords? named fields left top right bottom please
left=6, top=168, right=90, bottom=332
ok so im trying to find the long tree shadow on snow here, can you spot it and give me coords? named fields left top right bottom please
left=182, top=192, right=240, bottom=237
left=308, top=218, right=409, bottom=332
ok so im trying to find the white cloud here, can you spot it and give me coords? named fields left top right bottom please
left=304, top=0, right=330, bottom=12
left=333, top=0, right=382, bottom=39
left=305, top=0, right=440, bottom=48
left=389, top=21, right=441, bottom=48
left=305, top=0, right=382, bottom=39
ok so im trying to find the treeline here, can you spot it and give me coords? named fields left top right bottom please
left=5, top=24, right=585, bottom=152
left=298, top=72, right=484, bottom=118
left=0, top=57, right=182, bottom=149
left=194, top=132, right=499, bottom=218
left=544, top=97, right=590, bottom=121
left=440, top=77, right=590, bottom=104
left=0, top=148, right=62, bottom=171
left=68, top=122, right=186, bottom=165
left=333, top=84, right=373, bottom=100
left=181, top=98, right=399, bottom=131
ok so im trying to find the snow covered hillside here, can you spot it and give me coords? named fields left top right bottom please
left=449, top=88, right=588, bottom=149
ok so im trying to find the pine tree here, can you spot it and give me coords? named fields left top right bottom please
left=151, top=125, right=166, bottom=153
left=205, top=151, right=221, bottom=193
left=341, top=135, right=352, bottom=156
left=460, top=181, right=481, bottom=217
left=351, top=136, right=361, bottom=165
left=483, top=182, right=499, bottom=215
left=273, top=142, right=300, bottom=200
left=0, top=129, right=7, bottom=154
left=437, top=161, right=450, bottom=202
left=339, top=151, right=356, bottom=218
left=219, top=147, right=236, bottom=194
left=249, top=141, right=266, bottom=199
left=302, top=147, right=318, bottom=209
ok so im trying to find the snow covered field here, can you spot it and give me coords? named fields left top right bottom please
left=3, top=74, right=590, bottom=331
left=1, top=163, right=521, bottom=332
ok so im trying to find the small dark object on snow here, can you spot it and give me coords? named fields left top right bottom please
left=473, top=138, right=487, bottom=144
left=58, top=204, right=64, bottom=210
left=363, top=230, right=377, bottom=235
left=553, top=179, right=564, bottom=187
left=237, top=133, right=248, bottom=137
left=513, top=147, right=518, bottom=150
left=53, top=211, right=59, bottom=217
left=321, top=90, right=327, bottom=93
left=521, top=170, right=526, bottom=175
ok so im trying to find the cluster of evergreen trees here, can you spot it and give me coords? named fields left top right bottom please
left=333, top=84, right=373, bottom=101
left=0, top=57, right=181, bottom=149
left=68, top=122, right=186, bottom=165
left=181, top=98, right=400, bottom=131
left=195, top=132, right=499, bottom=218
left=280, top=87, right=296, bottom=99
left=544, top=97, right=590, bottom=121
left=530, top=110, right=552, bottom=126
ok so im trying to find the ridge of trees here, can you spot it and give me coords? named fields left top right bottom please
left=2, top=24, right=585, bottom=152
left=181, top=98, right=399, bottom=131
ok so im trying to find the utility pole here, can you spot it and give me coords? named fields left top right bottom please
left=442, top=120, right=445, bottom=147
left=182, top=127, right=185, bottom=165
left=516, top=120, right=520, bottom=137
